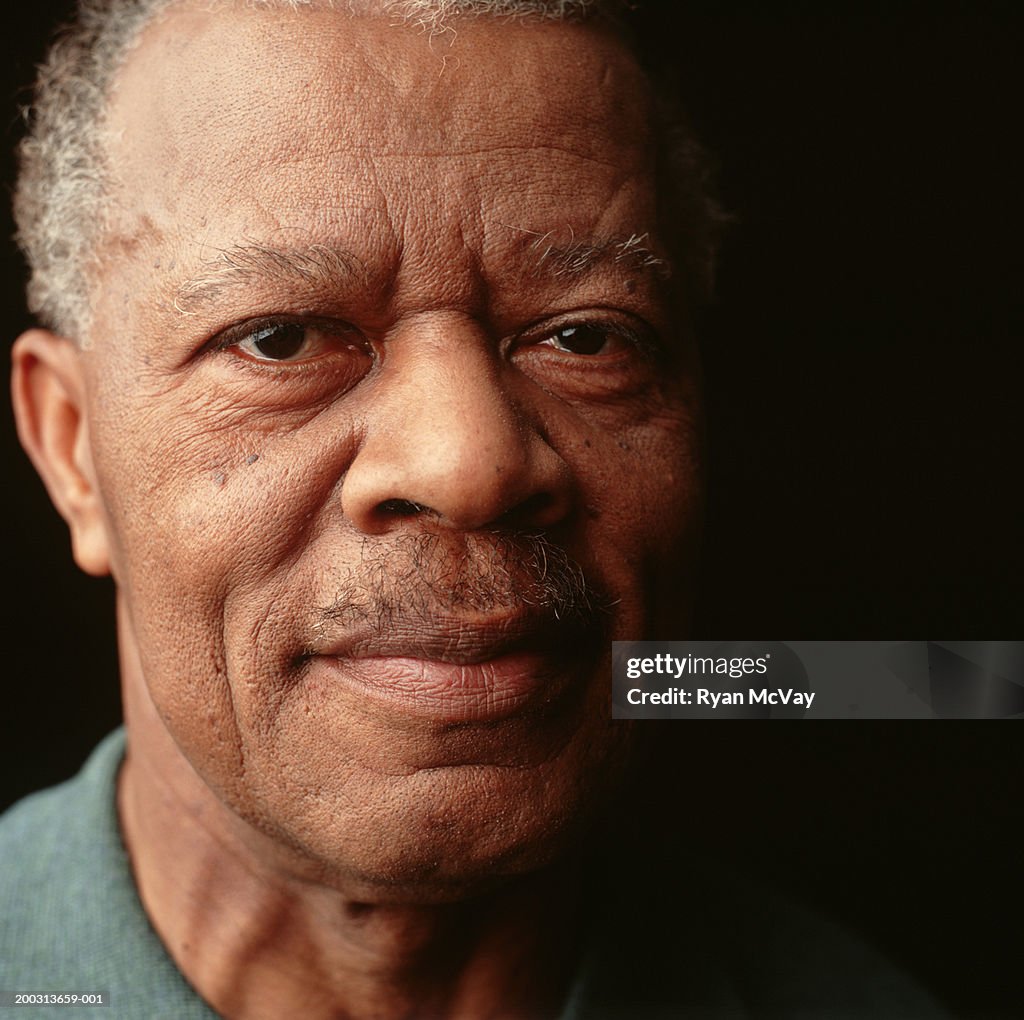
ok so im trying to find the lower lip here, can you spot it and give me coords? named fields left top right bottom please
left=314, top=652, right=571, bottom=723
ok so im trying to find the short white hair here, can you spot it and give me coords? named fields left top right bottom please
left=14, top=0, right=722, bottom=340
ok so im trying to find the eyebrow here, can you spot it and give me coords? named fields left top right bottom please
left=173, top=243, right=364, bottom=313
left=519, top=228, right=673, bottom=282
left=172, top=230, right=671, bottom=314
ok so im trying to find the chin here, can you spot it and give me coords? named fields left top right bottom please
left=235, top=725, right=637, bottom=905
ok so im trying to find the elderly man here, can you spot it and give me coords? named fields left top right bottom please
left=1, top=1, right=946, bottom=1017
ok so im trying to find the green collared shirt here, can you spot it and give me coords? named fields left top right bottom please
left=1, top=732, right=948, bottom=1019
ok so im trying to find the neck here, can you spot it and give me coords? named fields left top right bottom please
left=117, top=655, right=584, bottom=1019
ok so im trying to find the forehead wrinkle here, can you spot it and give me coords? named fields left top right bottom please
left=174, top=242, right=366, bottom=313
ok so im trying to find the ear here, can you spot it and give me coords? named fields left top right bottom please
left=11, top=329, right=111, bottom=577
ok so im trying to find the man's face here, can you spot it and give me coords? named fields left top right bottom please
left=69, top=6, right=701, bottom=897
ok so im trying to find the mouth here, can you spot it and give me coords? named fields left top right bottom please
left=305, top=610, right=599, bottom=724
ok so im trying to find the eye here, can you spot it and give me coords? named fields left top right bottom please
left=217, top=318, right=369, bottom=364
left=540, top=323, right=635, bottom=357
left=510, top=313, right=663, bottom=399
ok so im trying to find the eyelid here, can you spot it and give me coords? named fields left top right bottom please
left=209, top=315, right=359, bottom=350
left=204, top=315, right=372, bottom=372
left=513, top=309, right=662, bottom=358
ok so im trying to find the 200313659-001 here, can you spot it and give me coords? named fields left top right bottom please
left=0, top=1, right=951, bottom=1018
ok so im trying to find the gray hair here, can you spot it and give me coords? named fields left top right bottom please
left=14, top=0, right=723, bottom=341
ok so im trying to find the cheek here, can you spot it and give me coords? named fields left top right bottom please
left=621, top=406, right=703, bottom=561
left=541, top=385, right=703, bottom=627
left=86, top=381, right=360, bottom=710
left=91, top=378, right=352, bottom=576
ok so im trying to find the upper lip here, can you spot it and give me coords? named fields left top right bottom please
left=309, top=607, right=592, bottom=666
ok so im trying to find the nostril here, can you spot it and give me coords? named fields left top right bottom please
left=378, top=498, right=430, bottom=517
left=497, top=492, right=558, bottom=529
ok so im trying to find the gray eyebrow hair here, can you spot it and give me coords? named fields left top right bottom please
left=518, top=228, right=673, bottom=282
left=173, top=243, right=365, bottom=314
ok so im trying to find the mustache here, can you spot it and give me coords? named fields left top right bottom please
left=315, top=532, right=612, bottom=633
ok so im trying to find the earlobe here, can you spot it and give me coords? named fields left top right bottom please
left=11, top=329, right=112, bottom=577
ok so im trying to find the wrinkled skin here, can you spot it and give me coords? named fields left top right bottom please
left=14, top=5, right=702, bottom=905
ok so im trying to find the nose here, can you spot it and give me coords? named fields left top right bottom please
left=341, top=316, right=574, bottom=535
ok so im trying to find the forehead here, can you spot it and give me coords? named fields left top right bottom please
left=100, top=4, right=660, bottom=319
left=111, top=4, right=650, bottom=139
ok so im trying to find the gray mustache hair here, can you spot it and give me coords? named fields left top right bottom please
left=317, top=532, right=611, bottom=630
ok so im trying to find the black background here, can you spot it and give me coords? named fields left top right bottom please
left=2, top=3, right=1020, bottom=1017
